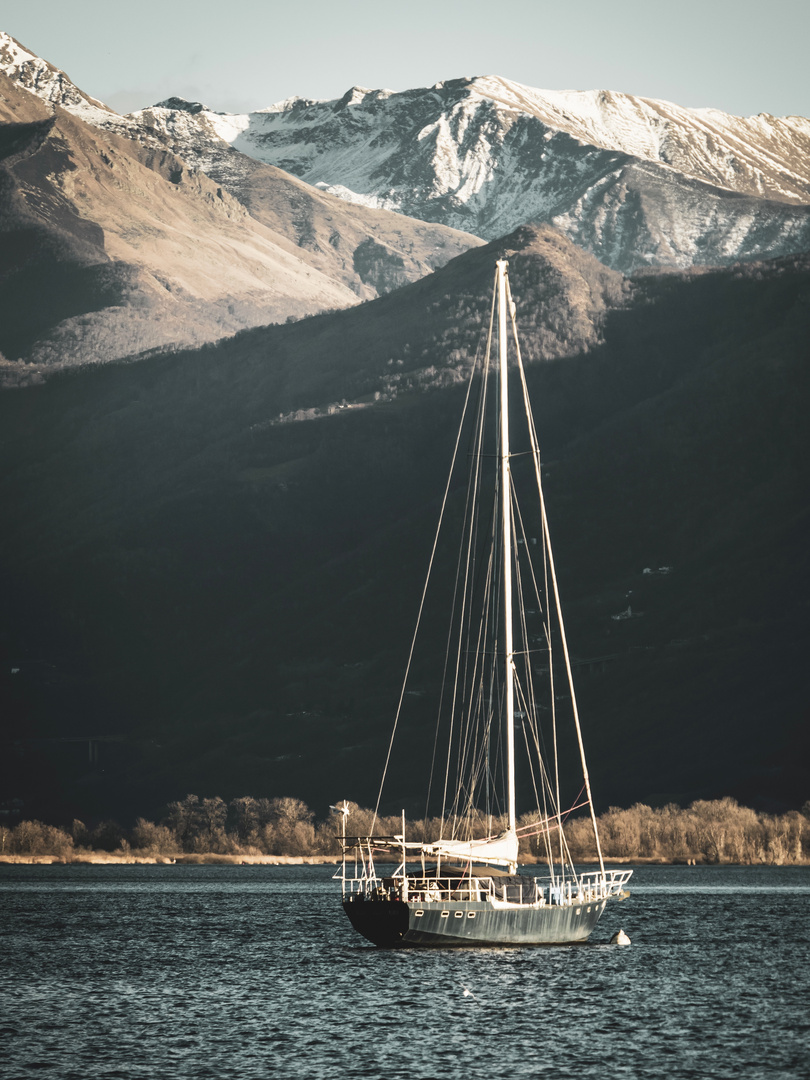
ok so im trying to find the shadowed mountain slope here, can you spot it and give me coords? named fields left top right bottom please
left=0, top=70, right=359, bottom=379
left=0, top=226, right=807, bottom=823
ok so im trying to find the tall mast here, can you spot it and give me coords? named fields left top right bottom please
left=497, top=259, right=516, bottom=835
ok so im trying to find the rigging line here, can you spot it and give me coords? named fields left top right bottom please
left=529, top=686, right=557, bottom=878
left=452, top=550, right=495, bottom=829
left=558, top=812, right=581, bottom=889
left=516, top=711, right=564, bottom=879
left=462, top=686, right=498, bottom=827
left=514, top=681, right=545, bottom=822
left=514, top=671, right=559, bottom=824
left=509, top=486, right=547, bottom=764
left=373, top=312, right=487, bottom=833
left=544, top=505, right=564, bottom=872
left=443, top=327, right=493, bottom=835
left=440, top=432, right=480, bottom=830
left=439, top=277, right=497, bottom=835
left=452, top=478, right=499, bottom=827
left=509, top=473, right=547, bottom=623
left=469, top=665, right=507, bottom=834
left=515, top=800, right=590, bottom=834
left=432, top=362, right=485, bottom=826
left=448, top=450, right=489, bottom=825
left=424, top=290, right=496, bottom=831
left=508, top=282, right=606, bottom=878
left=463, top=646, right=551, bottom=657
left=509, top=472, right=557, bottom=870
left=449, top=368, right=502, bottom=833
left=514, top=705, right=584, bottom=890
left=538, top=457, right=560, bottom=868
left=482, top=563, right=498, bottom=833
left=506, top=382, right=561, bottom=874
left=507, top=312, right=565, bottom=872
left=505, top=307, right=560, bottom=887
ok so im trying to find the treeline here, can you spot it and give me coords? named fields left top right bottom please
left=2, top=795, right=809, bottom=864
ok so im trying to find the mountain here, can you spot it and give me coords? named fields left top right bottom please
left=1, top=226, right=807, bottom=822
left=0, top=67, right=357, bottom=377
left=187, top=75, right=810, bottom=271
left=0, top=29, right=115, bottom=124
left=0, top=33, right=482, bottom=376
left=0, top=33, right=482, bottom=324
left=1, top=33, right=808, bottom=823
left=98, top=98, right=483, bottom=301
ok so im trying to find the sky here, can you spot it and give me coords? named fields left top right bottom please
left=4, top=0, right=809, bottom=119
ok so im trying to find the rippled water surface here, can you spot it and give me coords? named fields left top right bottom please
left=2, top=864, right=809, bottom=1079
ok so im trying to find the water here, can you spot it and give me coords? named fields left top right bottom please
left=2, top=865, right=808, bottom=1079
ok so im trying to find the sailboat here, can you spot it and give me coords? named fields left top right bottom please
left=338, top=259, right=631, bottom=947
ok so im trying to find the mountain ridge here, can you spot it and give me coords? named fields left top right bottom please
left=0, top=69, right=362, bottom=376
left=5, top=31, right=809, bottom=278
left=0, top=31, right=483, bottom=374
left=244, top=74, right=810, bottom=203
left=183, top=73, right=810, bottom=270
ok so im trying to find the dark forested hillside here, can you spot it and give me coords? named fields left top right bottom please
left=1, top=227, right=808, bottom=825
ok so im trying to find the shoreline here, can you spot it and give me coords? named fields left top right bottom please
left=2, top=853, right=807, bottom=867
left=0, top=853, right=342, bottom=866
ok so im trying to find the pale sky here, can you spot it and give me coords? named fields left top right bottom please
left=5, top=0, right=809, bottom=119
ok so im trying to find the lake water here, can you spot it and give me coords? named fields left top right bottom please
left=2, top=864, right=808, bottom=1079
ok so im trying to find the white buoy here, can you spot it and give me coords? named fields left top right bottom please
left=610, top=929, right=631, bottom=945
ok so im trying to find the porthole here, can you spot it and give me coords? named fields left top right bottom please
left=586, top=906, right=591, bottom=913
left=467, top=912, right=476, bottom=919
left=575, top=908, right=581, bottom=916
left=414, top=911, right=424, bottom=918
left=454, top=911, right=463, bottom=918
left=440, top=910, right=450, bottom=918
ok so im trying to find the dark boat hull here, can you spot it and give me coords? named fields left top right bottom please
left=343, top=895, right=608, bottom=948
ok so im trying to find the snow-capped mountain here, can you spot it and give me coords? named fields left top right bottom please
left=0, top=53, right=359, bottom=375
left=0, top=30, right=113, bottom=123
left=98, top=97, right=482, bottom=299
left=0, top=32, right=482, bottom=306
left=4, top=28, right=810, bottom=290
left=0, top=33, right=482, bottom=375
left=185, top=75, right=810, bottom=271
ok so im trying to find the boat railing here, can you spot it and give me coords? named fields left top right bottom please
left=517, top=869, right=632, bottom=905
left=568, top=869, right=633, bottom=902
left=343, top=868, right=632, bottom=905
left=343, top=876, right=498, bottom=903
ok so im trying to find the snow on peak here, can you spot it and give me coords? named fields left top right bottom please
left=4, top=34, right=809, bottom=274
left=154, top=97, right=207, bottom=115
left=336, top=86, right=372, bottom=108
left=259, top=95, right=326, bottom=115
left=190, top=72, right=809, bottom=271
left=0, top=29, right=113, bottom=119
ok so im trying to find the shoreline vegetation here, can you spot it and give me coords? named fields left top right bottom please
left=2, top=795, right=809, bottom=867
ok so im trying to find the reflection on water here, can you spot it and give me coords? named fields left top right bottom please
left=2, top=865, right=808, bottom=1079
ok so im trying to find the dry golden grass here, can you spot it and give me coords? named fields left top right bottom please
left=0, top=852, right=341, bottom=865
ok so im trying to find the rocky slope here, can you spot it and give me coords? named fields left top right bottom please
left=0, top=68, right=360, bottom=377
left=0, top=31, right=482, bottom=322
left=184, top=75, right=810, bottom=271
left=109, top=98, right=483, bottom=300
